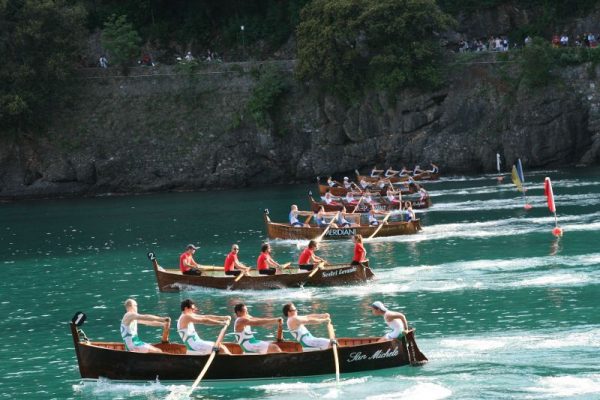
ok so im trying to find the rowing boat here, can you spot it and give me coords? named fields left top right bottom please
left=318, top=184, right=415, bottom=197
left=356, top=171, right=440, bottom=183
left=149, top=253, right=374, bottom=292
left=264, top=210, right=422, bottom=240
left=309, top=194, right=431, bottom=212
left=70, top=317, right=427, bottom=381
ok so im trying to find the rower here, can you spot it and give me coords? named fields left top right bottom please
left=385, top=166, right=399, bottom=178
left=233, top=303, right=282, bottom=354
left=283, top=303, right=332, bottom=351
left=326, top=176, right=339, bottom=187
left=386, top=189, right=401, bottom=205
left=342, top=177, right=353, bottom=190
left=120, top=298, right=170, bottom=353
left=418, top=187, right=429, bottom=202
left=256, top=243, right=282, bottom=275
left=370, top=166, right=384, bottom=178
left=314, top=206, right=338, bottom=228
left=323, top=190, right=340, bottom=206
left=404, top=202, right=416, bottom=222
left=370, top=301, right=409, bottom=342
left=345, top=191, right=358, bottom=205
left=177, top=299, right=231, bottom=355
left=427, top=163, right=439, bottom=174
left=359, top=178, right=371, bottom=190
left=298, top=240, right=327, bottom=271
left=368, top=208, right=385, bottom=226
left=289, top=204, right=309, bottom=227
left=399, top=166, right=410, bottom=177
left=336, top=207, right=352, bottom=228
left=180, top=244, right=202, bottom=275
left=413, top=165, right=424, bottom=175
left=224, top=244, right=250, bottom=276
left=351, top=234, right=368, bottom=266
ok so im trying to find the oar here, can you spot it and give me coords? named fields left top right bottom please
left=315, top=212, right=340, bottom=242
left=307, top=261, right=325, bottom=278
left=351, top=194, right=365, bottom=213
left=327, top=323, right=340, bottom=383
left=185, top=320, right=231, bottom=397
left=233, top=269, right=248, bottom=283
left=366, top=212, right=392, bottom=240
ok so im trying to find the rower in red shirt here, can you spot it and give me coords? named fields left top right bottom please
left=257, top=243, right=282, bottom=275
left=298, top=240, right=327, bottom=271
left=180, top=244, right=201, bottom=275
left=351, top=234, right=368, bottom=266
left=224, top=244, right=250, bottom=276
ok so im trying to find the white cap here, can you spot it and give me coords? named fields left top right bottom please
left=371, top=301, right=388, bottom=312
left=344, top=177, right=349, bottom=180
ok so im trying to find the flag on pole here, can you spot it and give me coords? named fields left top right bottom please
left=496, top=153, right=501, bottom=173
left=511, top=165, right=523, bottom=192
left=544, top=177, right=556, bottom=213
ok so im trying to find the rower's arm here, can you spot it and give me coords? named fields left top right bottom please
left=386, top=312, right=408, bottom=329
left=245, top=317, right=283, bottom=327
left=136, top=314, right=170, bottom=327
left=190, top=314, right=231, bottom=325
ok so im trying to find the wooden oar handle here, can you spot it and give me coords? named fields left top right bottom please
left=161, top=317, right=171, bottom=343
left=276, top=318, right=284, bottom=342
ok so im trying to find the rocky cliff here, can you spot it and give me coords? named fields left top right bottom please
left=1, top=56, right=599, bottom=199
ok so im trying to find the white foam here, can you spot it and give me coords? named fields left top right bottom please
left=526, top=375, right=600, bottom=398
left=366, top=383, right=452, bottom=400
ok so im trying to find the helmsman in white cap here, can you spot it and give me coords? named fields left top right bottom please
left=370, top=301, right=409, bottom=342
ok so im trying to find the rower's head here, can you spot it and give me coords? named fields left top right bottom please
left=371, top=301, right=388, bottom=315
left=186, top=244, right=198, bottom=253
left=282, top=303, right=298, bottom=317
left=308, top=240, right=318, bottom=250
left=124, top=298, right=138, bottom=312
left=291, top=204, right=298, bottom=211
left=343, top=177, right=349, bottom=182
left=234, top=303, right=248, bottom=317
left=181, top=299, right=198, bottom=313
left=354, top=234, right=363, bottom=244
left=261, top=243, right=270, bottom=253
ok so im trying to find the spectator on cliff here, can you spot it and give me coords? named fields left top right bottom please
left=524, top=36, right=532, bottom=47
left=560, top=34, right=569, bottom=47
left=99, top=55, right=108, bottom=68
left=589, top=33, right=597, bottom=48
left=185, top=51, right=194, bottom=62
left=552, top=34, right=560, bottom=47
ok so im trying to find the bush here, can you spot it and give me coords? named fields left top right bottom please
left=296, top=0, right=454, bottom=102
left=520, top=37, right=554, bottom=87
left=247, top=66, right=289, bottom=130
left=101, top=14, right=141, bottom=70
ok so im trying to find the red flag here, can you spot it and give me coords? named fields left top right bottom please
left=544, top=177, right=556, bottom=213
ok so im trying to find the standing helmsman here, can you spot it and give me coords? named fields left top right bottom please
left=370, top=301, right=409, bottom=342
left=351, top=234, right=368, bottom=266
left=120, top=298, right=170, bottom=353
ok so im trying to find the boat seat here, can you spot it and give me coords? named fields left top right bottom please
left=223, top=343, right=244, bottom=354
left=276, top=341, right=303, bottom=353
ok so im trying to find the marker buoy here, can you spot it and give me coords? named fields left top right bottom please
left=552, top=227, right=563, bottom=237
left=524, top=204, right=533, bottom=210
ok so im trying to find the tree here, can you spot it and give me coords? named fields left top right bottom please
left=520, top=37, right=555, bottom=87
left=296, top=0, right=454, bottom=101
left=0, top=0, right=87, bottom=137
left=100, top=14, right=141, bottom=70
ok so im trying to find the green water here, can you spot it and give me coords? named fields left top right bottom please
left=1, top=168, right=599, bottom=399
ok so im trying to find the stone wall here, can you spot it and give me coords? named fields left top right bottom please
left=0, top=58, right=599, bottom=199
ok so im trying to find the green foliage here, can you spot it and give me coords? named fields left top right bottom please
left=296, top=0, right=454, bottom=101
left=100, top=14, right=141, bottom=69
left=519, top=37, right=554, bottom=87
left=0, top=0, right=87, bottom=136
left=247, top=66, right=289, bottom=130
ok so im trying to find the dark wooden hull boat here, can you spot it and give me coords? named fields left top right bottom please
left=70, top=321, right=428, bottom=381
left=318, top=184, right=414, bottom=197
left=309, top=194, right=401, bottom=213
left=264, top=211, right=422, bottom=240
left=150, top=255, right=374, bottom=292
left=356, top=171, right=440, bottom=183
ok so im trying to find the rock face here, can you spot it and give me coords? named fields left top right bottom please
left=0, top=59, right=599, bottom=199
